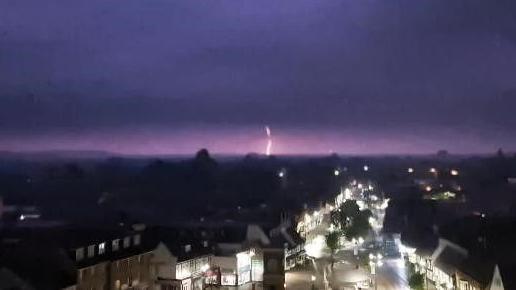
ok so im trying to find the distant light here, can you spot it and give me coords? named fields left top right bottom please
left=357, top=183, right=363, bottom=189
left=430, top=168, right=437, bottom=173
left=334, top=169, right=340, bottom=176
left=451, top=169, right=459, bottom=176
left=19, top=214, right=25, bottom=221
left=408, top=168, right=414, bottom=173
left=377, top=261, right=384, bottom=267
left=358, top=237, right=364, bottom=244
left=363, top=165, right=369, bottom=172
left=425, top=186, right=432, bottom=192
left=311, top=275, right=316, bottom=282
left=278, top=171, right=284, bottom=178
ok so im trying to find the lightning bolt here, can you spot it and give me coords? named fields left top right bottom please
left=265, top=126, right=272, bottom=156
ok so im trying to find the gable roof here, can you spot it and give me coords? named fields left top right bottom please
left=434, top=246, right=468, bottom=275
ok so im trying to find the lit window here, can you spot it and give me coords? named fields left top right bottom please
left=133, top=234, right=141, bottom=246
left=99, top=242, right=106, bottom=255
left=184, top=244, right=191, bottom=253
left=123, top=236, right=130, bottom=248
left=87, top=245, right=95, bottom=258
left=112, top=239, right=120, bottom=251
left=76, top=248, right=85, bottom=261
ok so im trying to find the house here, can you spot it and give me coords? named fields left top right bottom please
left=403, top=237, right=513, bottom=290
left=150, top=242, right=181, bottom=290
left=148, top=219, right=295, bottom=290
left=0, top=225, right=159, bottom=290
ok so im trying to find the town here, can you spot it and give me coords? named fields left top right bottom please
left=1, top=0, right=515, bottom=289
left=1, top=150, right=515, bottom=290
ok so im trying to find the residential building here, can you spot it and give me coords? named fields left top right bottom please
left=0, top=225, right=158, bottom=290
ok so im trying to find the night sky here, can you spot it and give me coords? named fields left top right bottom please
left=1, top=0, right=515, bottom=155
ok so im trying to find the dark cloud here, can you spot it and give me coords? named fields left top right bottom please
left=0, top=0, right=515, bottom=153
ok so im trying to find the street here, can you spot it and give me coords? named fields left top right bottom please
left=375, top=258, right=409, bottom=290
left=285, top=270, right=323, bottom=290
left=286, top=258, right=409, bottom=290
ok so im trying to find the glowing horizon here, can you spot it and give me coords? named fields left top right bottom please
left=0, top=127, right=513, bottom=156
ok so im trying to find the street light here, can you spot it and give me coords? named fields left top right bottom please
left=334, top=169, right=340, bottom=176
left=201, top=264, right=210, bottom=272
left=369, top=253, right=383, bottom=290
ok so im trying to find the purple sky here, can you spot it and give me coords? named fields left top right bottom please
left=1, top=0, right=515, bottom=155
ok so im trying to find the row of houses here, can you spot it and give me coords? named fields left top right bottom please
left=400, top=216, right=516, bottom=290
left=0, top=219, right=300, bottom=290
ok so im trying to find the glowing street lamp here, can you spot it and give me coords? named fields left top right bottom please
left=363, top=165, right=369, bottom=172
left=201, top=264, right=210, bottom=272
left=334, top=169, right=340, bottom=176
left=369, top=253, right=383, bottom=290
left=450, top=169, right=459, bottom=176
left=408, top=168, right=414, bottom=173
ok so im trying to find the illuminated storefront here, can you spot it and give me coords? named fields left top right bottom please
left=237, top=248, right=264, bottom=286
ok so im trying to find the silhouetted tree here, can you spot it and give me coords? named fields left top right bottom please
left=325, top=231, right=340, bottom=270
left=64, top=163, right=84, bottom=179
left=193, top=149, right=217, bottom=171
left=331, top=200, right=372, bottom=241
